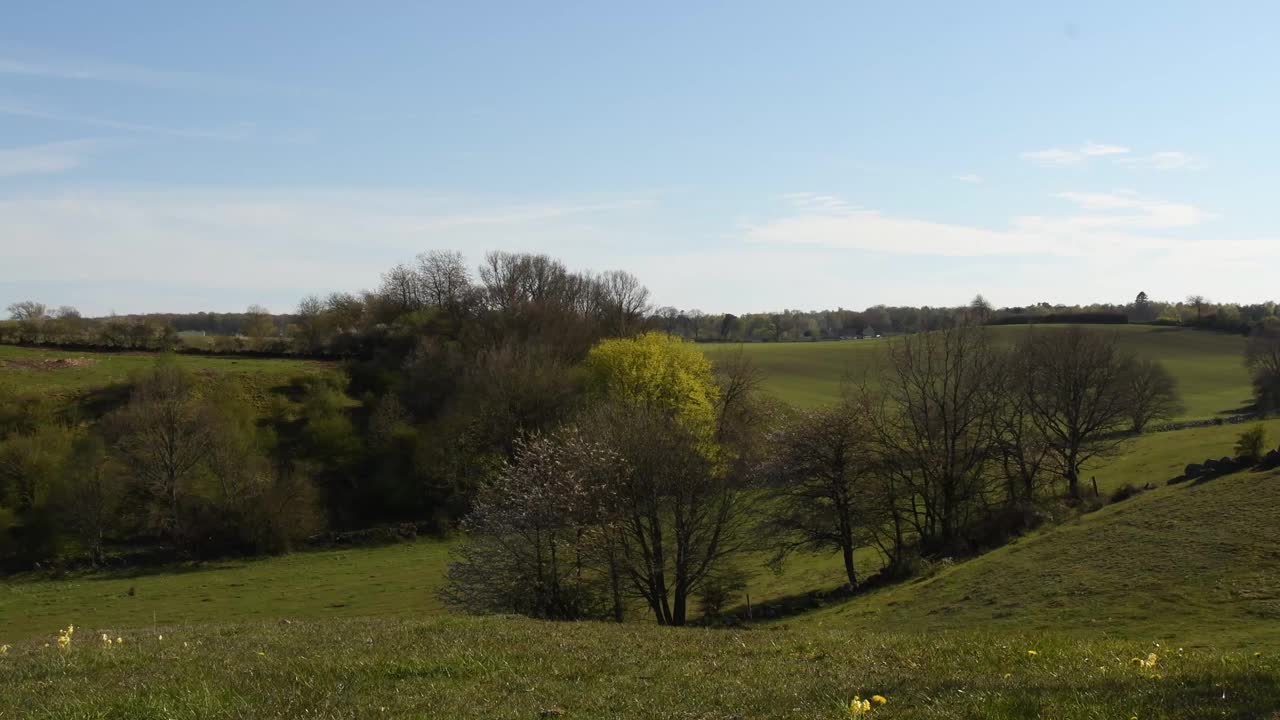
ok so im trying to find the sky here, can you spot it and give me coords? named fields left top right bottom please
left=3, top=1, right=1280, bottom=316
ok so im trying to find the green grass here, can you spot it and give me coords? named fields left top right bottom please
left=702, top=325, right=1253, bottom=420
left=2, top=617, right=1277, bottom=719
left=805, top=468, right=1280, bottom=649
left=0, top=541, right=453, bottom=643
left=1083, top=418, right=1280, bottom=494
left=0, top=345, right=335, bottom=408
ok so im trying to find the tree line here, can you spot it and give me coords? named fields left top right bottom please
left=439, top=322, right=1187, bottom=625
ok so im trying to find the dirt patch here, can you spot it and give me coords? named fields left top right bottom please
left=2, top=357, right=99, bottom=371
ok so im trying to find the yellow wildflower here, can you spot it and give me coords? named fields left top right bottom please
left=1130, top=653, right=1159, bottom=670
left=101, top=633, right=112, bottom=648
left=1002, top=672, right=1012, bottom=679
left=849, top=697, right=872, bottom=715
left=870, top=695, right=887, bottom=706
left=116, top=637, right=123, bottom=645
left=0, top=644, right=9, bottom=655
left=1027, top=650, right=1038, bottom=657
left=158, top=634, right=164, bottom=641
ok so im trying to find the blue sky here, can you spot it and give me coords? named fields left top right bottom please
left=3, top=1, right=1279, bottom=315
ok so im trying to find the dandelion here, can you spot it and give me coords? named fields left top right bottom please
left=101, top=633, right=113, bottom=648
left=56, top=625, right=75, bottom=650
left=1131, top=653, right=1159, bottom=669
left=1002, top=673, right=1012, bottom=679
left=116, top=637, right=123, bottom=645
left=1255, top=652, right=1263, bottom=658
left=848, top=696, right=872, bottom=715
left=158, top=634, right=163, bottom=642
left=1027, top=650, right=1038, bottom=657
left=870, top=695, right=887, bottom=706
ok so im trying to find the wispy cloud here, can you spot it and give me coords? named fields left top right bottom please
left=0, top=97, right=251, bottom=141
left=0, top=51, right=328, bottom=98
left=747, top=190, right=1222, bottom=260
left=1117, top=150, right=1200, bottom=171
left=0, top=188, right=657, bottom=313
left=0, top=139, right=113, bottom=178
left=954, top=174, right=983, bottom=183
left=1021, top=142, right=1131, bottom=166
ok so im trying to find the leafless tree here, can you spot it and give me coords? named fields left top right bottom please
left=862, top=322, right=1003, bottom=555
left=1128, top=358, right=1184, bottom=432
left=1018, top=327, right=1178, bottom=498
left=762, top=401, right=875, bottom=588
left=5, top=301, right=47, bottom=323
left=110, top=361, right=216, bottom=539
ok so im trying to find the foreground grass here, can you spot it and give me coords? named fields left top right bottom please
left=1, top=616, right=1276, bottom=719
left=702, top=325, right=1252, bottom=419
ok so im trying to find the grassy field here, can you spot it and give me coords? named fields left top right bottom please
left=702, top=325, right=1253, bottom=420
left=2, top=617, right=1277, bottom=719
left=0, top=345, right=335, bottom=409
left=808, top=468, right=1280, bottom=649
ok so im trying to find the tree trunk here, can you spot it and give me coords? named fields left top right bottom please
left=841, top=543, right=858, bottom=589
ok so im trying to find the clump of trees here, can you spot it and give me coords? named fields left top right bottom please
left=441, top=321, right=1184, bottom=624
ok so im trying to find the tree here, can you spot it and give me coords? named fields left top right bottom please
left=1127, top=359, right=1184, bottom=432
left=294, top=295, right=330, bottom=351
left=863, top=322, right=1002, bottom=555
left=58, top=433, right=121, bottom=565
left=242, top=305, right=277, bottom=339
left=441, top=429, right=617, bottom=620
left=1187, top=295, right=1208, bottom=322
left=1019, top=328, right=1178, bottom=498
left=762, top=401, right=875, bottom=588
left=992, top=349, right=1054, bottom=504
left=5, top=301, right=47, bottom=323
left=581, top=332, right=750, bottom=626
left=1245, top=318, right=1280, bottom=412
left=109, top=359, right=216, bottom=540
left=969, top=294, right=993, bottom=322
left=1234, top=424, right=1267, bottom=463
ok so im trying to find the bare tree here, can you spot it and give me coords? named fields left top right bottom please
left=762, top=401, right=875, bottom=588
left=862, top=322, right=1002, bottom=555
left=968, top=294, right=993, bottom=322
left=1018, top=327, right=1177, bottom=498
left=587, top=404, right=750, bottom=626
left=1186, top=294, right=1208, bottom=322
left=110, top=360, right=216, bottom=540
left=5, top=301, right=47, bottom=323
left=416, top=250, right=474, bottom=316
left=1128, top=359, right=1184, bottom=432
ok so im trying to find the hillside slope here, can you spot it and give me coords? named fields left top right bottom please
left=810, top=468, right=1280, bottom=647
left=702, top=325, right=1252, bottom=418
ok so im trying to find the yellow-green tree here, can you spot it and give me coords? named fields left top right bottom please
left=582, top=331, right=720, bottom=445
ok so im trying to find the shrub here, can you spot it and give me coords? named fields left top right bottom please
left=1234, top=424, right=1268, bottom=464
left=1109, top=483, right=1142, bottom=504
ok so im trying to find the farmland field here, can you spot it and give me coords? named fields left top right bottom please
left=701, top=325, right=1253, bottom=420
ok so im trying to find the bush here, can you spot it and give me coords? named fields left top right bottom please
left=1234, top=424, right=1268, bottom=464
left=1109, top=483, right=1143, bottom=504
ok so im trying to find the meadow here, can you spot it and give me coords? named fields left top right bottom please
left=2, top=326, right=1276, bottom=718
left=702, top=325, right=1253, bottom=420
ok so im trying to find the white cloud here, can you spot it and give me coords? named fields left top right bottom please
left=1117, top=150, right=1199, bottom=171
left=0, top=52, right=326, bottom=98
left=954, top=174, right=983, bottom=183
left=1080, top=142, right=1130, bottom=157
left=0, top=140, right=110, bottom=178
left=1020, top=142, right=1130, bottom=166
left=0, top=188, right=657, bottom=313
left=747, top=190, right=1224, bottom=260
left=1020, top=148, right=1083, bottom=166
